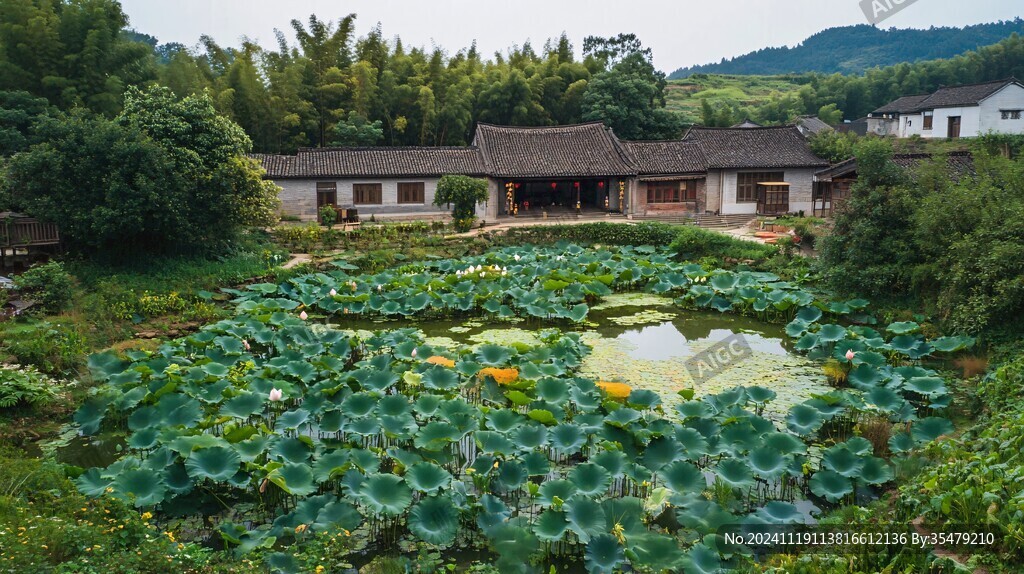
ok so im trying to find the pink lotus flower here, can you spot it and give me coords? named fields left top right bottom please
left=243, top=340, right=251, bottom=351
left=299, top=310, right=308, bottom=320
left=329, top=288, right=337, bottom=296
left=411, top=349, right=418, bottom=358
left=845, top=349, right=856, bottom=361
left=269, top=388, right=283, bottom=402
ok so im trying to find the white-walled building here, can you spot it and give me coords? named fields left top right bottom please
left=868, top=78, right=1024, bottom=139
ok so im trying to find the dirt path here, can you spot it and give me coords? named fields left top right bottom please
left=282, top=253, right=312, bottom=269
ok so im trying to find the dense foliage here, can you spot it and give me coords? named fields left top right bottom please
left=2, top=87, right=279, bottom=257
left=669, top=20, right=1024, bottom=78
left=0, top=3, right=680, bottom=151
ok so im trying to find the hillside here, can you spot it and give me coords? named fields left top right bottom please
left=664, top=74, right=810, bottom=125
left=668, top=19, right=1024, bottom=79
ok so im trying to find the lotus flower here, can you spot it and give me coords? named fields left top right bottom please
left=411, top=348, right=418, bottom=358
left=513, top=254, right=521, bottom=261
left=845, top=349, right=856, bottom=361
left=299, top=310, right=308, bottom=320
left=377, top=285, right=383, bottom=292
left=329, top=288, right=337, bottom=296
left=269, top=388, right=283, bottom=402
left=480, top=272, right=486, bottom=278
left=242, top=340, right=251, bottom=351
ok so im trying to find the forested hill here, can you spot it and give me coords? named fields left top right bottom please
left=668, top=19, right=1024, bottom=79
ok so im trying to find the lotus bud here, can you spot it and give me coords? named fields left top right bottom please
left=243, top=340, right=251, bottom=351
left=845, top=349, right=856, bottom=361
left=411, top=348, right=418, bottom=358
left=329, top=288, right=337, bottom=297
left=269, top=388, right=283, bottom=402
left=299, top=310, right=308, bottom=320
left=377, top=285, right=383, bottom=292
left=514, top=254, right=521, bottom=261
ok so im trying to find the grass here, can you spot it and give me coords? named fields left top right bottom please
left=665, top=74, right=811, bottom=125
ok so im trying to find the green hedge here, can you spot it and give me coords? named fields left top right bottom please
left=498, top=222, right=682, bottom=246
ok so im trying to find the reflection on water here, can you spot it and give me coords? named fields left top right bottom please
left=617, top=322, right=790, bottom=362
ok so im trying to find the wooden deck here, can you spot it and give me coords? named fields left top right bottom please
left=1, top=216, right=60, bottom=247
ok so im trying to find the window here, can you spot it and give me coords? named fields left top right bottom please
left=681, top=180, right=698, bottom=201
left=923, top=111, right=934, bottom=130
left=647, top=182, right=677, bottom=203
left=736, top=172, right=783, bottom=203
left=353, top=183, right=382, bottom=205
left=316, top=182, right=337, bottom=208
left=647, top=180, right=699, bottom=204
left=1002, top=110, right=1023, bottom=120
left=397, top=182, right=425, bottom=204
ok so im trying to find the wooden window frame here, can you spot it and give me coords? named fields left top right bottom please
left=316, top=182, right=337, bottom=208
left=922, top=111, right=934, bottom=131
left=353, top=183, right=383, bottom=205
left=397, top=182, right=425, bottom=204
left=681, top=180, right=698, bottom=202
left=646, top=182, right=678, bottom=204
left=736, top=172, right=783, bottom=203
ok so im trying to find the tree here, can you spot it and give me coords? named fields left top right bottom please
left=434, top=175, right=488, bottom=232
left=2, top=87, right=279, bottom=258
left=808, top=130, right=859, bottom=164
left=0, top=0, right=156, bottom=115
left=581, top=53, right=682, bottom=139
left=817, top=139, right=921, bottom=299
left=0, top=91, right=53, bottom=156
left=331, top=111, right=383, bottom=146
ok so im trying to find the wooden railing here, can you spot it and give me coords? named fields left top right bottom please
left=1, top=218, right=60, bottom=247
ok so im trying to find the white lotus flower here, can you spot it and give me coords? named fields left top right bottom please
left=329, top=288, right=337, bottom=296
left=480, top=272, right=486, bottom=277
left=514, top=254, right=521, bottom=262
left=299, top=310, right=308, bottom=320
left=269, top=388, right=283, bottom=402
left=411, top=349, right=418, bottom=358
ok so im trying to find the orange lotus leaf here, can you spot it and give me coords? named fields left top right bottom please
left=597, top=381, right=632, bottom=400
left=477, top=367, right=519, bottom=385
left=426, top=356, right=456, bottom=368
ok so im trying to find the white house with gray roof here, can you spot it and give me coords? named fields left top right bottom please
left=869, top=78, right=1024, bottom=139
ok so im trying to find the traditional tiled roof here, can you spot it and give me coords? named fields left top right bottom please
left=915, top=78, right=1021, bottom=110
left=731, top=119, right=762, bottom=128
left=472, top=122, right=636, bottom=178
left=250, top=154, right=295, bottom=178
left=871, top=94, right=930, bottom=116
left=291, top=147, right=486, bottom=178
left=683, top=126, right=829, bottom=169
left=795, top=115, right=833, bottom=136
left=622, top=140, right=707, bottom=175
left=815, top=151, right=975, bottom=181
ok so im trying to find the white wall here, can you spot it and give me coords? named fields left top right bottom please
left=900, top=113, right=923, bottom=138
left=867, top=116, right=898, bottom=136
left=275, top=177, right=486, bottom=221
left=979, top=83, right=1024, bottom=135
left=927, top=106, right=982, bottom=138
left=720, top=169, right=815, bottom=216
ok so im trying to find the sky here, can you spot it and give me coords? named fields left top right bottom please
left=118, top=0, right=1023, bottom=73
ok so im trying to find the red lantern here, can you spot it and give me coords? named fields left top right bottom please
left=515, top=183, right=521, bottom=189
left=550, top=182, right=557, bottom=190
left=598, top=181, right=605, bottom=189
left=574, top=182, right=580, bottom=189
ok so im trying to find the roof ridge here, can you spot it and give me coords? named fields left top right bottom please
left=474, top=121, right=607, bottom=130
left=932, top=77, right=1019, bottom=90
left=299, top=146, right=479, bottom=152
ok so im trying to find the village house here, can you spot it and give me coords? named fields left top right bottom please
left=868, top=78, right=1024, bottom=138
left=682, top=126, right=829, bottom=216
left=255, top=121, right=829, bottom=223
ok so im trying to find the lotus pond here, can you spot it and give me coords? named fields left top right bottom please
left=65, top=244, right=974, bottom=573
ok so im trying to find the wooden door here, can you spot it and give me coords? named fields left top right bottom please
left=948, top=116, right=961, bottom=138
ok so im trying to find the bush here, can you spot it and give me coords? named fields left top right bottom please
left=500, top=222, right=681, bottom=246
left=319, top=204, right=337, bottom=228
left=669, top=225, right=777, bottom=262
left=2, top=322, right=86, bottom=377
left=434, top=175, right=488, bottom=232
left=0, top=364, right=59, bottom=409
left=15, top=261, right=74, bottom=314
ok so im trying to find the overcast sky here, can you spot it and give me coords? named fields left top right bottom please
left=118, top=0, right=1023, bottom=72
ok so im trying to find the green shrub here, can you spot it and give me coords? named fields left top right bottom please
left=0, top=364, right=59, bottom=409
left=2, top=322, right=86, bottom=377
left=500, top=222, right=681, bottom=246
left=15, top=261, right=74, bottom=314
left=669, top=225, right=777, bottom=262
left=319, top=204, right=337, bottom=228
